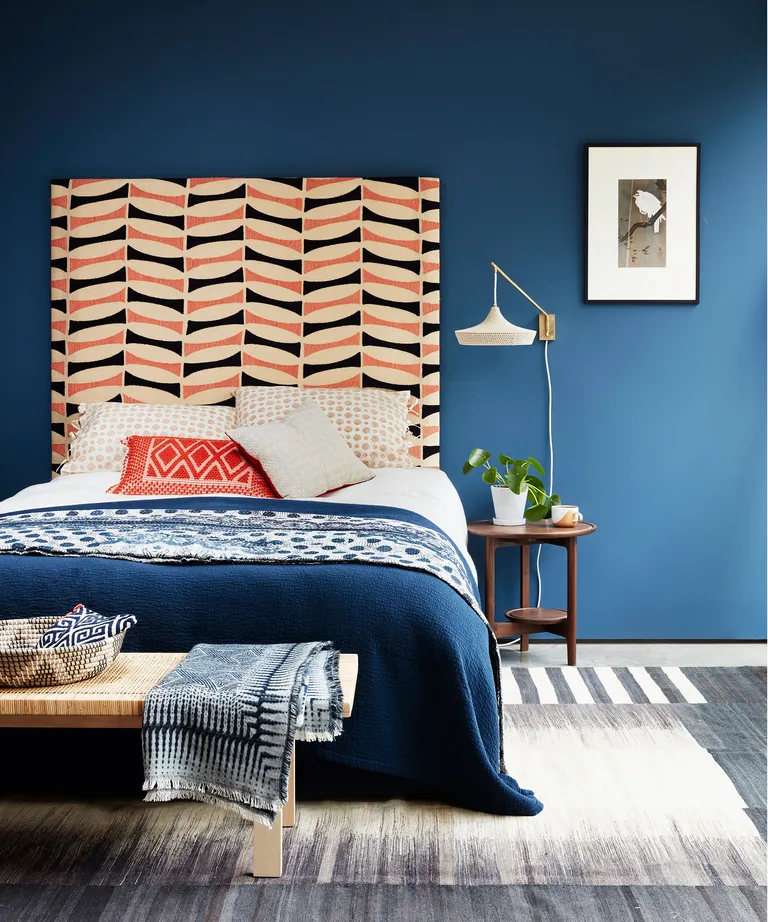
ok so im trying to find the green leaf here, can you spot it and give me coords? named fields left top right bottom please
left=525, top=504, right=548, bottom=522
left=462, top=461, right=473, bottom=475
left=525, top=475, right=545, bottom=493
left=528, top=457, right=545, bottom=476
left=508, top=470, right=527, bottom=494
left=467, top=448, right=491, bottom=467
left=481, top=467, right=499, bottom=485
left=527, top=486, right=545, bottom=506
left=498, top=454, right=515, bottom=466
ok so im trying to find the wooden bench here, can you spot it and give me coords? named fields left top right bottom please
left=0, top=651, right=359, bottom=878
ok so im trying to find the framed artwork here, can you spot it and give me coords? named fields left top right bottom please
left=585, top=144, right=700, bottom=304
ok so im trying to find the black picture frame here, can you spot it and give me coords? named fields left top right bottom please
left=584, top=143, right=700, bottom=305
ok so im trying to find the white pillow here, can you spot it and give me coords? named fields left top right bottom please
left=228, top=400, right=375, bottom=498
left=234, top=386, right=415, bottom=468
left=62, top=403, right=236, bottom=474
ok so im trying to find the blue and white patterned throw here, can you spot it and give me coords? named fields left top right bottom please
left=142, top=643, right=343, bottom=825
left=0, top=505, right=484, bottom=622
left=36, top=603, right=137, bottom=649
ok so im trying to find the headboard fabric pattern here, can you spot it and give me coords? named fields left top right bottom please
left=50, top=177, right=440, bottom=473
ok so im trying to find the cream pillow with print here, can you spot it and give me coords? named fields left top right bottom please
left=228, top=400, right=375, bottom=498
left=234, top=386, right=414, bottom=468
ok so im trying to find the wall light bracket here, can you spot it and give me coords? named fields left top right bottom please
left=490, top=262, right=556, bottom=342
left=538, top=313, right=556, bottom=341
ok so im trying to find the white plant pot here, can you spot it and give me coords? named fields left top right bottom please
left=491, top=485, right=528, bottom=526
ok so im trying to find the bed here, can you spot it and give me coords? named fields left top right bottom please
left=0, top=177, right=542, bottom=816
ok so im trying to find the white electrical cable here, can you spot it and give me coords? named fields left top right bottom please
left=535, top=340, right=554, bottom=607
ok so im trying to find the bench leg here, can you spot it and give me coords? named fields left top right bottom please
left=282, top=745, right=296, bottom=828
left=253, top=811, right=283, bottom=877
left=252, top=746, right=295, bottom=877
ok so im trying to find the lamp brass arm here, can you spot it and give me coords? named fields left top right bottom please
left=491, top=262, right=556, bottom=341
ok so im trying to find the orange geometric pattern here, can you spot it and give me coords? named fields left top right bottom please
left=50, top=177, right=440, bottom=472
left=108, top=435, right=276, bottom=497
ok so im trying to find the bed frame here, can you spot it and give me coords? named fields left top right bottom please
left=50, top=177, right=440, bottom=472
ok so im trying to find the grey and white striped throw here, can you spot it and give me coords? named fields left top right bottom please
left=142, top=643, right=343, bottom=826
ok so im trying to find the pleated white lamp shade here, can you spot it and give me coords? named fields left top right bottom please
left=455, top=303, right=536, bottom=346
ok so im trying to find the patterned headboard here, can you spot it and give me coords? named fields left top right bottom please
left=50, top=177, right=440, bottom=473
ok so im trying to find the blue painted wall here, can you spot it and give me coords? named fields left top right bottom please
left=1, top=0, right=765, bottom=637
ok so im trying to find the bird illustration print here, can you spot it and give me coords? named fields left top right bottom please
left=633, top=189, right=666, bottom=233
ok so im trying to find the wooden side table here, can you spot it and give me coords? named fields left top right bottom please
left=468, top=519, right=597, bottom=666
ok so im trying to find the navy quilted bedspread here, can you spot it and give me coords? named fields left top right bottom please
left=0, top=496, right=542, bottom=816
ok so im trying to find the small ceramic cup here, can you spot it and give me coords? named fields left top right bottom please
left=552, top=505, right=583, bottom=527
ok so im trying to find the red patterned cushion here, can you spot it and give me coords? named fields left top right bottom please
left=108, top=436, right=276, bottom=497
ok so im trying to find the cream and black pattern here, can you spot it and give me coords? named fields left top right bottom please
left=142, top=642, right=343, bottom=824
left=50, top=177, right=440, bottom=473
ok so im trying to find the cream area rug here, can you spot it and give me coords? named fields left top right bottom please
left=0, top=666, right=764, bottom=921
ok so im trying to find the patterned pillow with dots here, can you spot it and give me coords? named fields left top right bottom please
left=61, top=403, right=236, bottom=475
left=235, top=386, right=415, bottom=469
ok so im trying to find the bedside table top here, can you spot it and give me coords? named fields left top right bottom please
left=468, top=519, right=597, bottom=540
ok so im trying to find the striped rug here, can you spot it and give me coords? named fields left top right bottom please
left=502, top=665, right=710, bottom=704
left=0, top=666, right=764, bottom=921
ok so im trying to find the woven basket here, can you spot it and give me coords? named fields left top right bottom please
left=0, top=617, right=126, bottom=687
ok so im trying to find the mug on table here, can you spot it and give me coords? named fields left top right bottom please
left=552, top=504, right=583, bottom=527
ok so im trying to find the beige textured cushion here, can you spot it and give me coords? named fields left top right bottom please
left=228, top=400, right=375, bottom=498
left=61, top=403, right=236, bottom=474
left=234, top=386, right=415, bottom=468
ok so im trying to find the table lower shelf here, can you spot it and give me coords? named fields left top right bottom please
left=498, top=607, right=569, bottom=640
left=504, top=607, right=568, bottom=626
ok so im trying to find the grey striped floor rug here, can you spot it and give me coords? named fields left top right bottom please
left=502, top=664, right=718, bottom=704
left=0, top=666, right=764, bottom=922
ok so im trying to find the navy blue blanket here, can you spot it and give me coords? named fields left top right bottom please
left=0, top=496, right=542, bottom=816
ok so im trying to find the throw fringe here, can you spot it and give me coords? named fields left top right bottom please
left=323, top=647, right=345, bottom=739
left=143, top=778, right=279, bottom=825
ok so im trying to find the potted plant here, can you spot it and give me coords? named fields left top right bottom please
left=463, top=450, right=560, bottom=525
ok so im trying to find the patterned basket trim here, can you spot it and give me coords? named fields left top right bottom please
left=0, top=617, right=126, bottom=687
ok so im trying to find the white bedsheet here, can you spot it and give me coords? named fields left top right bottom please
left=0, top=468, right=475, bottom=573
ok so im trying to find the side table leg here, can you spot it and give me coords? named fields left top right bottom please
left=485, top=537, right=496, bottom=631
left=566, top=538, right=578, bottom=666
left=520, top=545, right=530, bottom=652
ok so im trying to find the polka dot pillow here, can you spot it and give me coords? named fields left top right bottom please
left=234, top=386, right=415, bottom=468
left=61, top=403, right=236, bottom=475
